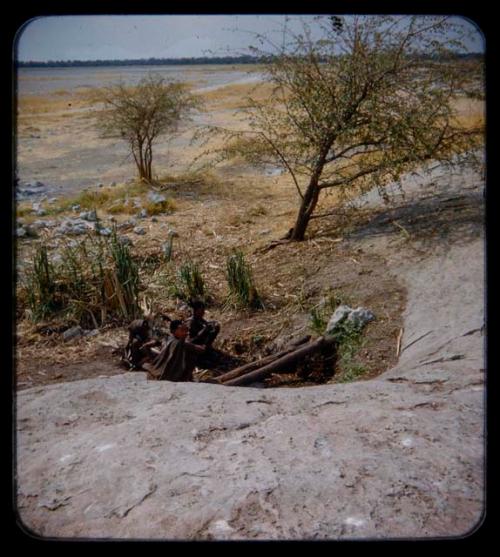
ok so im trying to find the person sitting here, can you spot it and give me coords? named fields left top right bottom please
left=185, top=300, right=220, bottom=348
left=123, top=318, right=161, bottom=370
left=144, top=319, right=206, bottom=382
left=184, top=301, right=221, bottom=368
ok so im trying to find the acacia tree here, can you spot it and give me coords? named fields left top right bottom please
left=94, top=74, right=199, bottom=182
left=202, top=15, right=484, bottom=241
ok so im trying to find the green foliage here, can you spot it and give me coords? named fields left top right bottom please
left=308, top=289, right=368, bottom=382
left=225, top=250, right=263, bottom=309
left=337, top=361, right=367, bottom=383
left=209, top=16, right=484, bottom=240
left=173, top=260, right=206, bottom=303
left=308, top=290, right=350, bottom=335
left=93, top=73, right=200, bottom=182
left=329, top=316, right=366, bottom=383
left=24, top=245, right=60, bottom=321
left=19, top=228, right=141, bottom=327
left=109, top=228, right=141, bottom=319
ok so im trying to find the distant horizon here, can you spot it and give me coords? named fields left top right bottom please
left=17, top=51, right=485, bottom=68
left=17, top=54, right=262, bottom=65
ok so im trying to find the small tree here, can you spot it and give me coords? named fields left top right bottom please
left=201, top=16, right=484, bottom=241
left=94, top=73, right=199, bottom=182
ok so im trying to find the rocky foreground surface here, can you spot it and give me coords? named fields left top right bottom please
left=16, top=163, right=485, bottom=540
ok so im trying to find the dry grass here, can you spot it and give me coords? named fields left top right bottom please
left=17, top=92, right=92, bottom=114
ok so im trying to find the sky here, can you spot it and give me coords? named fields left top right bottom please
left=15, top=14, right=485, bottom=62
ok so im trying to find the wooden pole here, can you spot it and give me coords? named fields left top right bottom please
left=216, top=335, right=311, bottom=384
left=223, top=336, right=335, bottom=387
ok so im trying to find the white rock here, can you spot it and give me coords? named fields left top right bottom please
left=147, top=192, right=166, bottom=204
left=325, top=305, right=374, bottom=337
left=79, top=210, right=98, bottom=222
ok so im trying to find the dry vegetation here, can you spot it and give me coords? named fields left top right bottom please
left=15, top=66, right=484, bottom=390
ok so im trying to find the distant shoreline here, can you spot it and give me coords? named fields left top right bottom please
left=16, top=52, right=482, bottom=69
left=17, top=56, right=263, bottom=69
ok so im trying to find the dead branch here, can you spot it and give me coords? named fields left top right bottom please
left=396, top=328, right=404, bottom=357
left=223, top=336, right=335, bottom=387
left=216, top=335, right=311, bottom=384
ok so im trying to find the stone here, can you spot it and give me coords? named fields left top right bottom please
left=55, top=219, right=91, bottom=236
left=71, top=205, right=81, bottom=212
left=31, top=220, right=57, bottom=230
left=118, top=236, right=133, bottom=246
left=133, top=226, right=146, bottom=236
left=137, top=209, right=148, bottom=219
left=16, top=227, right=27, bottom=238
left=147, top=192, right=166, bottom=204
left=325, top=305, right=375, bottom=337
left=79, top=210, right=98, bottom=222
left=347, top=307, right=375, bottom=329
left=62, top=326, right=84, bottom=341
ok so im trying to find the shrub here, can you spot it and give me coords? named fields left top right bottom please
left=308, top=290, right=348, bottom=336
left=23, top=245, right=60, bottom=321
left=174, top=260, right=206, bottom=303
left=144, top=198, right=176, bottom=215
left=327, top=315, right=366, bottom=383
left=19, top=228, right=142, bottom=327
left=225, top=250, right=263, bottom=309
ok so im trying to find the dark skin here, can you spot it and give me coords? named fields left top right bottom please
left=173, top=323, right=206, bottom=353
left=188, top=307, right=220, bottom=346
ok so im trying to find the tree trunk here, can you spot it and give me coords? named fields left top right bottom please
left=290, top=179, right=320, bottom=241
left=145, top=140, right=153, bottom=182
left=289, top=149, right=328, bottom=241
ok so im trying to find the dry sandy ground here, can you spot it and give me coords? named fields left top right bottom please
left=14, top=74, right=484, bottom=392
left=15, top=78, right=412, bottom=389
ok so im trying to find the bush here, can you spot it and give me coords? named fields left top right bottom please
left=327, top=314, right=366, bottom=383
left=225, top=250, right=263, bottom=309
left=19, top=228, right=142, bottom=327
left=174, top=260, right=206, bottom=303
left=144, top=198, right=176, bottom=215
left=23, top=245, right=60, bottom=321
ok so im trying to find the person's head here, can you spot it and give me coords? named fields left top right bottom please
left=170, top=319, right=188, bottom=340
left=191, top=300, right=205, bottom=319
left=129, top=318, right=150, bottom=338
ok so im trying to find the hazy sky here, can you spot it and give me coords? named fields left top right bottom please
left=16, top=15, right=484, bottom=62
